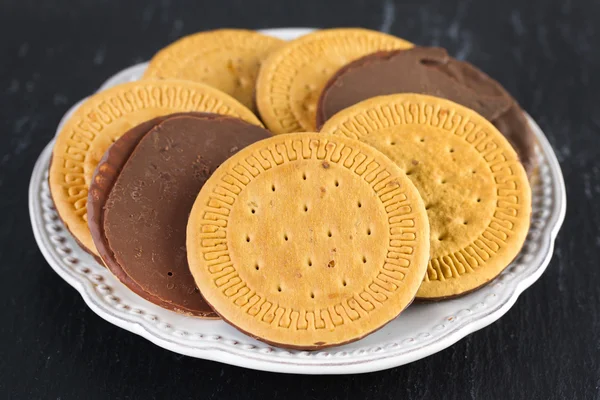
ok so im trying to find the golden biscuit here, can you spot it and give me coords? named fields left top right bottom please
left=50, top=79, right=261, bottom=257
left=255, top=28, right=412, bottom=134
left=321, top=94, right=531, bottom=299
left=187, top=133, right=429, bottom=349
left=144, top=29, right=283, bottom=111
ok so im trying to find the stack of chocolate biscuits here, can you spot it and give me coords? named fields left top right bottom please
left=50, top=28, right=532, bottom=350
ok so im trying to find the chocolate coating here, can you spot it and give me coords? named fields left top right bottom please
left=88, top=113, right=271, bottom=317
left=317, top=47, right=535, bottom=173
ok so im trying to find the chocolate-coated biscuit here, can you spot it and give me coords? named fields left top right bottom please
left=317, top=47, right=535, bottom=174
left=88, top=113, right=271, bottom=316
left=49, top=79, right=261, bottom=257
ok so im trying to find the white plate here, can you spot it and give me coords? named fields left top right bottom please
left=29, top=28, right=566, bottom=374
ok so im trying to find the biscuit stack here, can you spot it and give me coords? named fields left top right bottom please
left=50, top=28, right=532, bottom=349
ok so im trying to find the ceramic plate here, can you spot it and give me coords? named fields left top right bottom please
left=29, top=28, right=566, bottom=374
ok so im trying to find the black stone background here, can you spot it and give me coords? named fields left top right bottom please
left=1, top=0, right=598, bottom=398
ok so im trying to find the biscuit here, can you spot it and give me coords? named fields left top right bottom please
left=49, top=79, right=261, bottom=257
left=255, top=28, right=412, bottom=134
left=187, top=133, right=430, bottom=348
left=316, top=47, right=536, bottom=174
left=321, top=94, right=531, bottom=299
left=143, top=29, right=283, bottom=111
left=88, top=113, right=271, bottom=316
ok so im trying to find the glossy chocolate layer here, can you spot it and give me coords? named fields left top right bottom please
left=88, top=113, right=271, bottom=316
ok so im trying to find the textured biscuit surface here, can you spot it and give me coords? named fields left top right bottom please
left=255, top=28, right=413, bottom=134
left=144, top=29, right=283, bottom=110
left=187, top=133, right=430, bottom=349
left=50, top=79, right=261, bottom=256
left=321, top=94, right=531, bottom=299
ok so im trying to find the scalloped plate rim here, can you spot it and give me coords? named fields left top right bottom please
left=29, top=27, right=566, bottom=374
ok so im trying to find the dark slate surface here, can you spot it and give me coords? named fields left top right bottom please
left=1, top=0, right=598, bottom=398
